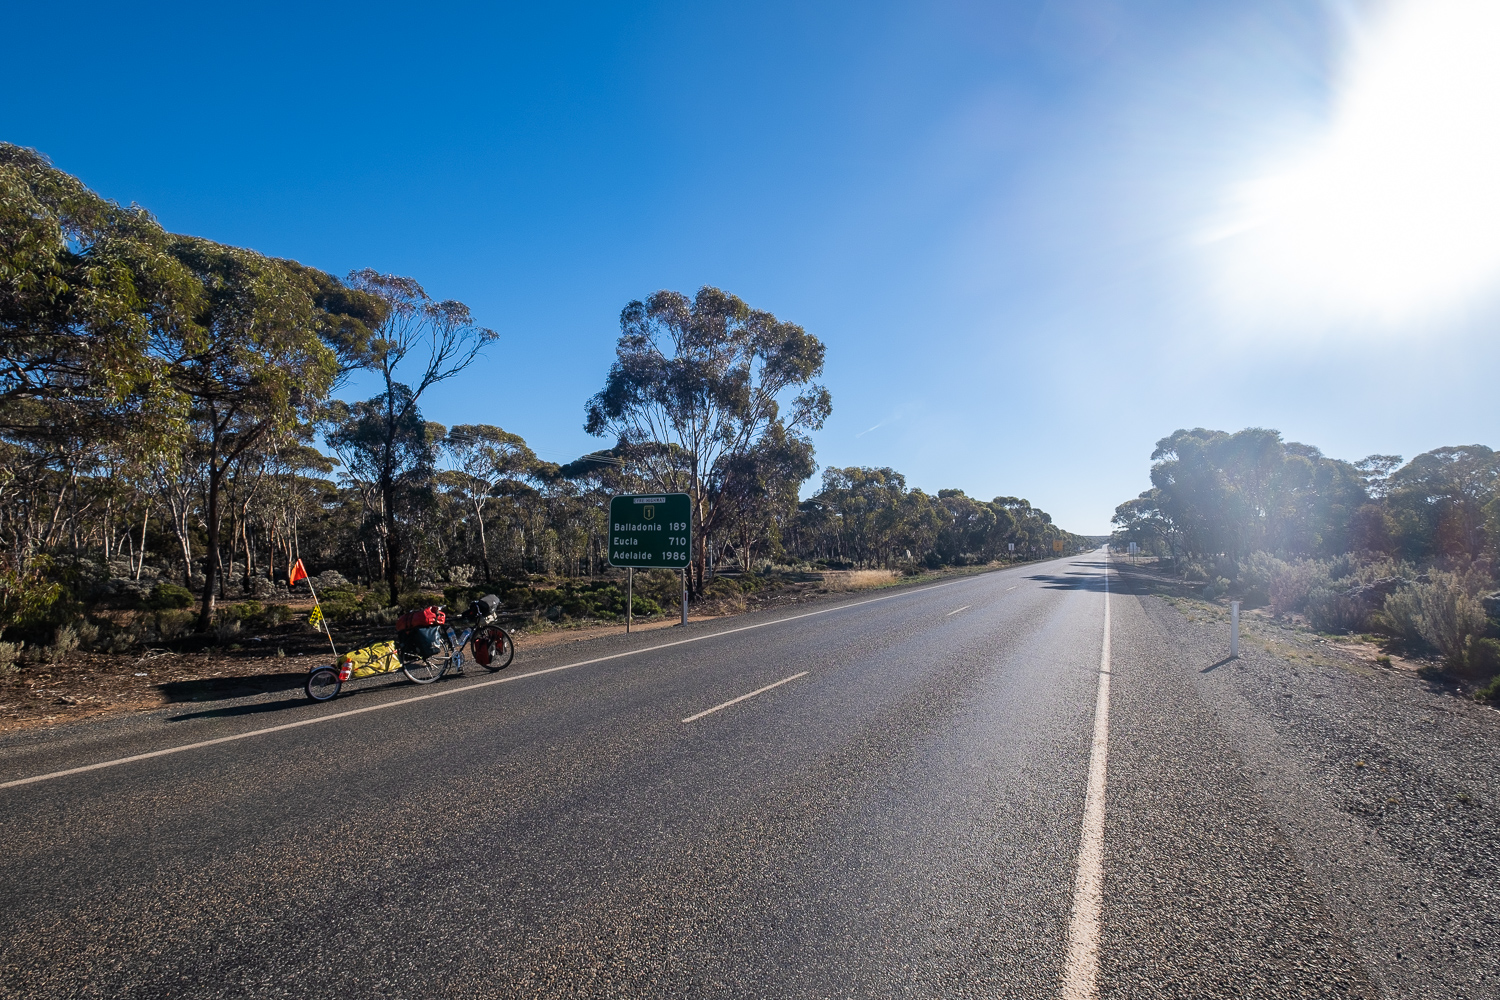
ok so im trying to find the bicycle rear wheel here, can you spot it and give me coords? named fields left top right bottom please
left=402, top=655, right=443, bottom=684
left=473, top=626, right=515, bottom=671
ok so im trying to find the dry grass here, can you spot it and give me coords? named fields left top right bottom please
left=820, top=569, right=899, bottom=591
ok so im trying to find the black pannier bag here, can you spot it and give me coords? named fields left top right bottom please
left=468, top=593, right=500, bottom=620
left=397, top=625, right=443, bottom=659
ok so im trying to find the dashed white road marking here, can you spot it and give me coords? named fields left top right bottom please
left=681, top=671, right=809, bottom=723
left=1007, top=586, right=1017, bottom=591
left=945, top=605, right=971, bottom=616
left=1061, top=551, right=1112, bottom=1000
left=1, top=574, right=984, bottom=791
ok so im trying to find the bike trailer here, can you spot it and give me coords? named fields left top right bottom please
left=337, top=641, right=399, bottom=680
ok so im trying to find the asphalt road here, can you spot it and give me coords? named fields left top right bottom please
left=1, top=552, right=1494, bottom=998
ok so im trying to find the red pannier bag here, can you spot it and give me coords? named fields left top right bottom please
left=396, top=606, right=445, bottom=632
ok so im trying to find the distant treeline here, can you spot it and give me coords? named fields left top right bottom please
left=0, top=143, right=1086, bottom=646
left=1112, top=427, right=1498, bottom=566
left=1113, top=427, right=1500, bottom=689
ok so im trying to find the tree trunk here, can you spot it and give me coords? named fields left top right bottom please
left=197, top=458, right=223, bottom=632
left=383, top=472, right=400, bottom=606
left=476, top=501, right=492, bottom=583
left=134, top=508, right=150, bottom=581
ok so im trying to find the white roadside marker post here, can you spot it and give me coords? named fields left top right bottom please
left=1231, top=600, right=1240, bottom=659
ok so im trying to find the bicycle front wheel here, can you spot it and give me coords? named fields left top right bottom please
left=402, top=655, right=443, bottom=684
left=474, top=626, right=515, bottom=671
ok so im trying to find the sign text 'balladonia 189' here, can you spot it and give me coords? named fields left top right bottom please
left=607, top=493, right=692, bottom=569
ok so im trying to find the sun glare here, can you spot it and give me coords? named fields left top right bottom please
left=1217, top=0, right=1500, bottom=326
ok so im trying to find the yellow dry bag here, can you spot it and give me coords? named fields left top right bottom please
left=337, top=641, right=399, bottom=680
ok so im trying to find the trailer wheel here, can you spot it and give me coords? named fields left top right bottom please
left=306, top=666, right=342, bottom=702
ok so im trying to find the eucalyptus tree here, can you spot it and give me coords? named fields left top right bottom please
left=716, top=422, right=815, bottom=570
left=1385, top=445, right=1500, bottom=561
left=442, top=424, right=545, bottom=583
left=344, top=269, right=496, bottom=603
left=0, top=143, right=197, bottom=432
left=166, top=239, right=383, bottom=629
left=585, top=287, right=830, bottom=592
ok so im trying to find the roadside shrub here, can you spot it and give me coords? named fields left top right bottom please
left=0, top=560, right=68, bottom=638
left=628, top=594, right=663, bottom=617
left=1380, top=573, right=1487, bottom=664
left=219, top=600, right=263, bottom=624
left=1239, top=552, right=1289, bottom=605
left=1466, top=637, right=1500, bottom=682
left=1270, top=560, right=1323, bottom=616
left=1477, top=672, right=1500, bottom=704
left=107, top=627, right=142, bottom=654
left=1305, top=586, right=1370, bottom=633
left=359, top=605, right=400, bottom=626
left=44, top=624, right=80, bottom=663
left=0, top=640, right=22, bottom=674
left=216, top=619, right=242, bottom=645
left=639, top=569, right=685, bottom=610
left=147, top=582, right=195, bottom=610
left=75, top=620, right=100, bottom=650
left=155, top=608, right=195, bottom=640
left=262, top=604, right=293, bottom=626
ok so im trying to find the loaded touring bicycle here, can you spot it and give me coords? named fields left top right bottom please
left=304, top=593, right=515, bottom=701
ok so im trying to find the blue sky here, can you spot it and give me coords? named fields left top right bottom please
left=5, top=0, right=1499, bottom=533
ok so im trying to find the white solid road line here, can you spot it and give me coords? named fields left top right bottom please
left=1, top=574, right=982, bottom=792
left=681, top=671, right=809, bottom=723
left=1061, top=551, right=1112, bottom=999
left=945, top=605, right=971, bottom=616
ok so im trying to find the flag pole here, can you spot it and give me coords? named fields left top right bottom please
left=291, top=561, right=341, bottom=662
left=304, top=579, right=340, bottom=660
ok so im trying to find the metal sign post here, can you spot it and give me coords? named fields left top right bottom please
left=608, top=493, right=692, bottom=629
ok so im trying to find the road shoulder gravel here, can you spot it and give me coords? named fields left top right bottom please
left=1110, top=565, right=1500, bottom=999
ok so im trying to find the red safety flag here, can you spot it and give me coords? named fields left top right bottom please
left=288, top=559, right=308, bottom=587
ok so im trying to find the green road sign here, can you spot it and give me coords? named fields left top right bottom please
left=608, top=493, right=692, bottom=569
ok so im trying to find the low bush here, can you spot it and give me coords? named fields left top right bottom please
left=1466, top=637, right=1500, bottom=682
left=147, top=581, right=195, bottom=610
left=628, top=594, right=663, bottom=617
left=219, top=600, right=264, bottom=624
left=0, top=560, right=69, bottom=640
left=1380, top=573, right=1487, bottom=664
left=1477, top=673, right=1500, bottom=704
left=1306, top=586, right=1370, bottom=633
left=1269, top=560, right=1323, bottom=616
left=156, top=609, right=195, bottom=640
left=45, top=624, right=80, bottom=663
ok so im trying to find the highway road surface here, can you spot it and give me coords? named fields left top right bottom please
left=3, top=551, right=1497, bottom=998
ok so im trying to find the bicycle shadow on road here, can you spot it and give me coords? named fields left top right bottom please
left=163, top=674, right=414, bottom=723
